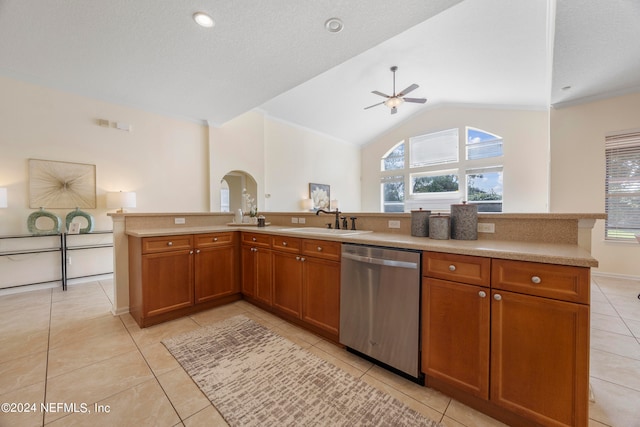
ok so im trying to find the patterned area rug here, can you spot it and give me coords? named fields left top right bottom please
left=162, top=315, right=442, bottom=427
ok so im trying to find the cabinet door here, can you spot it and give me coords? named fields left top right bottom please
left=254, top=248, right=272, bottom=305
left=422, top=278, right=490, bottom=398
left=491, top=290, right=589, bottom=427
left=141, top=249, right=193, bottom=317
left=272, top=251, right=302, bottom=318
left=241, top=245, right=256, bottom=297
left=194, top=245, right=236, bottom=303
left=302, top=256, right=340, bottom=336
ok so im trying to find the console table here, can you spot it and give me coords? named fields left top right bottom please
left=0, top=231, right=113, bottom=291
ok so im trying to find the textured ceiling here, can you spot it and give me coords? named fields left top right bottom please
left=0, top=0, right=638, bottom=145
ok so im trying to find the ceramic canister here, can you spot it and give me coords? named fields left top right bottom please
left=451, top=201, right=478, bottom=240
left=429, top=214, right=450, bottom=240
left=411, top=208, right=431, bottom=237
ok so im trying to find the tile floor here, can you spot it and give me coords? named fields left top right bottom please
left=0, top=275, right=639, bottom=427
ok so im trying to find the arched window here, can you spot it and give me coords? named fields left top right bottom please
left=379, top=127, right=503, bottom=212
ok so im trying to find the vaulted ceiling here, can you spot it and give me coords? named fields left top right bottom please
left=1, top=0, right=638, bottom=145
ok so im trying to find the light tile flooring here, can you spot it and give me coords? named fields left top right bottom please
left=0, top=275, right=639, bottom=427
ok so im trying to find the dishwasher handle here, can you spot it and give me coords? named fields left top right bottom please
left=341, top=251, right=419, bottom=269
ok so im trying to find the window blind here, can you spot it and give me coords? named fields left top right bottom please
left=409, top=128, right=458, bottom=168
left=605, top=132, right=640, bottom=240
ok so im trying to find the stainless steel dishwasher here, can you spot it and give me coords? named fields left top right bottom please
left=340, top=243, right=422, bottom=380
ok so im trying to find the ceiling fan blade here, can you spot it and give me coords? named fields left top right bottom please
left=372, top=90, right=391, bottom=98
left=391, top=107, right=398, bottom=115
left=397, top=84, right=418, bottom=97
left=403, top=97, right=427, bottom=104
left=364, top=101, right=385, bottom=110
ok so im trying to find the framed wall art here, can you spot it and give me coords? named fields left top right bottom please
left=29, top=159, right=96, bottom=209
left=309, top=183, right=330, bottom=210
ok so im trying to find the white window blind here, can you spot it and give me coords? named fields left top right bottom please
left=605, top=132, right=640, bottom=240
left=409, top=128, right=458, bottom=168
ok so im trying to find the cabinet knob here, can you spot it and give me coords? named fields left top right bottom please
left=282, top=241, right=288, bottom=246
left=196, top=249, right=200, bottom=254
left=494, top=294, right=502, bottom=301
left=531, top=276, right=542, bottom=284
left=317, top=246, right=323, bottom=252
left=296, top=256, right=300, bottom=261
left=189, top=250, right=194, bottom=254
left=251, top=247, right=257, bottom=252
left=252, top=237, right=257, bottom=242
left=167, top=241, right=173, bottom=246
left=478, top=291, right=487, bottom=298
left=448, top=264, right=456, bottom=272
left=300, top=257, right=305, bottom=262
left=213, top=237, right=218, bottom=242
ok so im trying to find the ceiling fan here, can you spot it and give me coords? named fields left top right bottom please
left=365, top=66, right=427, bottom=114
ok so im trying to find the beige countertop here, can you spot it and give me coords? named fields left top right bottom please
left=125, top=225, right=598, bottom=268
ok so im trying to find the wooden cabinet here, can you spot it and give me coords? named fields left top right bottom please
left=129, top=232, right=240, bottom=327
left=422, top=253, right=491, bottom=399
left=241, top=232, right=272, bottom=305
left=422, top=253, right=590, bottom=427
left=269, top=235, right=341, bottom=340
left=490, top=260, right=590, bottom=427
left=194, top=233, right=238, bottom=303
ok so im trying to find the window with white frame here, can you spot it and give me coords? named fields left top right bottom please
left=380, top=127, right=503, bottom=212
left=605, top=131, right=640, bottom=240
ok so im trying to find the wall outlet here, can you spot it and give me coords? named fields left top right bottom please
left=174, top=218, right=186, bottom=225
left=388, top=220, right=401, bottom=229
left=298, top=217, right=306, bottom=224
left=291, top=217, right=299, bottom=224
left=478, top=223, right=495, bottom=233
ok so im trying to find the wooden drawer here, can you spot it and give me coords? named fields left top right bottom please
left=241, top=232, right=271, bottom=248
left=492, top=259, right=589, bottom=304
left=195, top=232, right=235, bottom=248
left=142, top=235, right=193, bottom=254
left=272, top=235, right=302, bottom=253
left=302, top=239, right=341, bottom=261
left=423, top=252, right=491, bottom=287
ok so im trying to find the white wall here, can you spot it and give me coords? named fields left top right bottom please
left=550, top=92, right=640, bottom=276
left=361, top=105, right=550, bottom=212
left=0, top=76, right=209, bottom=288
left=264, top=118, right=361, bottom=212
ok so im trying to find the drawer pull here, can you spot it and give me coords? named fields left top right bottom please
left=478, top=291, right=487, bottom=298
left=296, top=256, right=300, bottom=261
left=531, top=276, right=542, bottom=284
left=448, top=264, right=456, bottom=272
left=251, top=247, right=257, bottom=252
left=213, top=237, right=218, bottom=242
left=167, top=241, right=173, bottom=246
left=252, top=237, right=257, bottom=242
left=494, top=294, right=502, bottom=301
left=196, top=249, right=200, bottom=254
left=317, top=246, right=323, bottom=252
left=189, top=250, right=194, bottom=254
left=283, top=241, right=288, bottom=246
left=300, top=257, right=306, bottom=262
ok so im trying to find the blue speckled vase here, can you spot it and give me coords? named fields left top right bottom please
left=65, top=208, right=95, bottom=234
left=27, top=208, right=62, bottom=235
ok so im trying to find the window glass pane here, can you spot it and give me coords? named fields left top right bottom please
left=381, top=142, right=404, bottom=171
left=467, top=168, right=503, bottom=212
left=412, top=173, right=459, bottom=194
left=605, top=137, right=640, bottom=240
left=467, top=128, right=503, bottom=160
left=381, top=175, right=404, bottom=212
left=410, top=129, right=458, bottom=168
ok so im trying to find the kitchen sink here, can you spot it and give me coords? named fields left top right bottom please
left=284, top=227, right=373, bottom=236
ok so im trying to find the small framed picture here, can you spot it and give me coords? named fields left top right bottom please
left=309, top=183, right=330, bottom=210
left=67, top=222, right=81, bottom=234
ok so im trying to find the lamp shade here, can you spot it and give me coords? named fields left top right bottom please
left=107, top=191, right=136, bottom=212
left=0, top=188, right=7, bottom=208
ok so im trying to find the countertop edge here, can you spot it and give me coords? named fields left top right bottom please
left=124, top=225, right=598, bottom=268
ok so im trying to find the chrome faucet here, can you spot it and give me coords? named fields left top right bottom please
left=316, top=208, right=341, bottom=229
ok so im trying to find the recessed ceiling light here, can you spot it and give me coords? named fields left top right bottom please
left=325, top=18, right=343, bottom=33
left=193, top=12, right=214, bottom=28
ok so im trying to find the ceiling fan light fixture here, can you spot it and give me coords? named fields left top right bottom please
left=193, top=12, right=214, bottom=28
left=384, top=97, right=404, bottom=108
